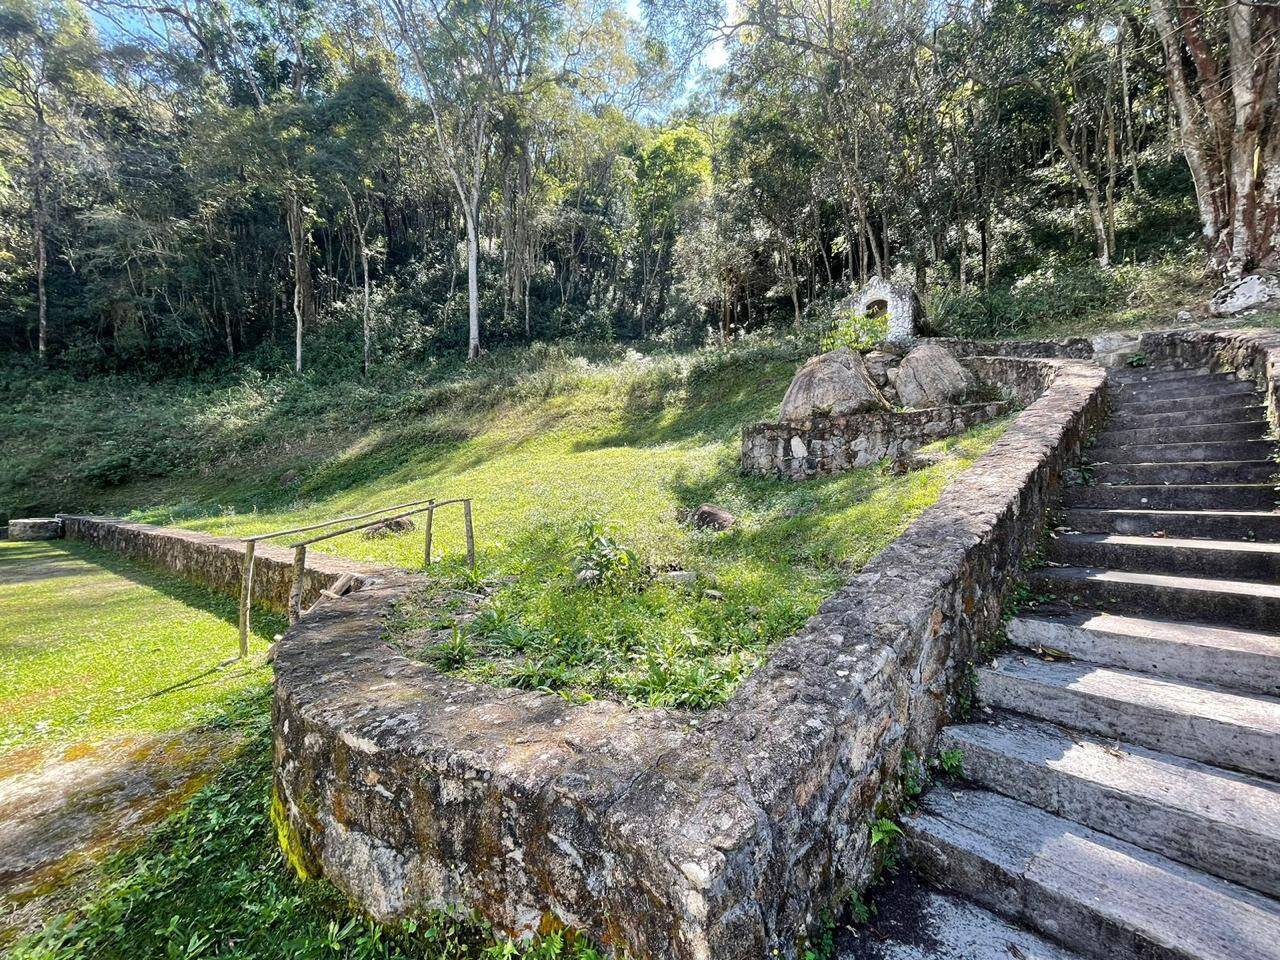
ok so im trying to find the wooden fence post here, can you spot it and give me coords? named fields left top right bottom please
left=463, top=499, right=475, bottom=570
left=238, top=540, right=255, bottom=657
left=423, top=504, right=434, bottom=566
left=289, top=544, right=307, bottom=625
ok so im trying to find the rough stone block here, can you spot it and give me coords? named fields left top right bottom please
left=8, top=517, right=64, bottom=540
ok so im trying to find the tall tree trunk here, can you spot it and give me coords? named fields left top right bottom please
left=285, top=191, right=315, bottom=373
left=464, top=201, right=480, bottom=359
left=1051, top=95, right=1111, bottom=267
left=34, top=200, right=46, bottom=359
left=1150, top=0, right=1279, bottom=274
left=33, top=101, right=47, bottom=359
left=1226, top=2, right=1262, bottom=274
left=784, top=249, right=802, bottom=326
left=346, top=189, right=373, bottom=376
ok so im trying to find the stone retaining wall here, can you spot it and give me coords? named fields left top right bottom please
left=741, top=399, right=1013, bottom=479
left=273, top=356, right=1108, bottom=959
left=936, top=335, right=1095, bottom=359
left=62, top=516, right=383, bottom=612
left=1136, top=328, right=1280, bottom=435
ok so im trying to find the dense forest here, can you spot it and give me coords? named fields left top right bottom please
left=0, top=0, right=1275, bottom=373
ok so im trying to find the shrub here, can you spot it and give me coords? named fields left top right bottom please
left=571, top=519, right=641, bottom=589
left=928, top=250, right=1205, bottom=340
left=822, top=308, right=890, bottom=352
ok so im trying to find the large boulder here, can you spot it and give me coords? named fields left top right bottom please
left=362, top=516, right=416, bottom=539
left=890, top=343, right=973, bottom=408
left=779, top=348, right=890, bottom=421
left=692, top=503, right=736, bottom=530
left=1209, top=274, right=1279, bottom=316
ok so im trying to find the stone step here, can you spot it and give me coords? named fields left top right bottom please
left=1111, top=371, right=1242, bottom=391
left=1094, top=420, right=1270, bottom=447
left=1007, top=609, right=1280, bottom=696
left=1046, top=532, right=1280, bottom=582
left=1059, top=508, right=1280, bottom=542
left=976, top=657, right=1280, bottom=777
left=836, top=880, right=1085, bottom=960
left=905, top=787, right=1280, bottom=960
left=1116, top=378, right=1257, bottom=403
left=1110, top=367, right=1214, bottom=384
left=1090, top=460, right=1277, bottom=485
left=1030, top=565, right=1280, bottom=631
left=1088, top=438, right=1276, bottom=464
left=1120, top=393, right=1267, bottom=418
left=941, top=716, right=1280, bottom=896
left=1063, top=482, right=1277, bottom=511
left=1109, top=404, right=1267, bottom=431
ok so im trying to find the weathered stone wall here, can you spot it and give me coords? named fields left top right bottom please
left=741, top=399, right=1013, bottom=479
left=273, top=357, right=1108, bottom=959
left=62, top=516, right=382, bottom=612
left=1137, top=328, right=1280, bottom=435
left=8, top=517, right=65, bottom=541
left=936, top=335, right=1095, bottom=360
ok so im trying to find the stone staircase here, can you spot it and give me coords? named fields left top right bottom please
left=846, top=366, right=1280, bottom=959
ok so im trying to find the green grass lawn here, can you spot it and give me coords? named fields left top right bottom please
left=381, top=422, right=1006, bottom=707
left=0, top=541, right=602, bottom=960
left=0, top=540, right=281, bottom=754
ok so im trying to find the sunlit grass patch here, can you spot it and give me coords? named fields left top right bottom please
left=385, top=421, right=1010, bottom=708
left=0, top=540, right=282, bottom=753
left=2, top=340, right=1008, bottom=713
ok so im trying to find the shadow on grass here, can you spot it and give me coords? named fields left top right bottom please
left=282, top=400, right=584, bottom=508
left=294, top=420, right=475, bottom=502
left=0, top=542, right=98, bottom=586
left=665, top=454, right=922, bottom=575
left=60, top=540, right=285, bottom=636
left=0, top=541, right=282, bottom=704
left=572, top=355, right=796, bottom=452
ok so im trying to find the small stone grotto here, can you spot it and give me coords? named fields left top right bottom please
left=21, top=330, right=1279, bottom=960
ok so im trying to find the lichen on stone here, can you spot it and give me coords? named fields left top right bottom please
left=270, top=786, right=317, bottom=881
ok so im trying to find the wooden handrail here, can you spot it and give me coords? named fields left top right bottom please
left=237, top=497, right=478, bottom=648
left=287, top=503, right=438, bottom=548
left=240, top=497, right=438, bottom=543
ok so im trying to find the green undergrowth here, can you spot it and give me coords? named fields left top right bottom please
left=930, top=248, right=1280, bottom=342
left=8, top=692, right=604, bottom=960
left=383, top=421, right=1009, bottom=708
left=0, top=540, right=283, bottom=752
